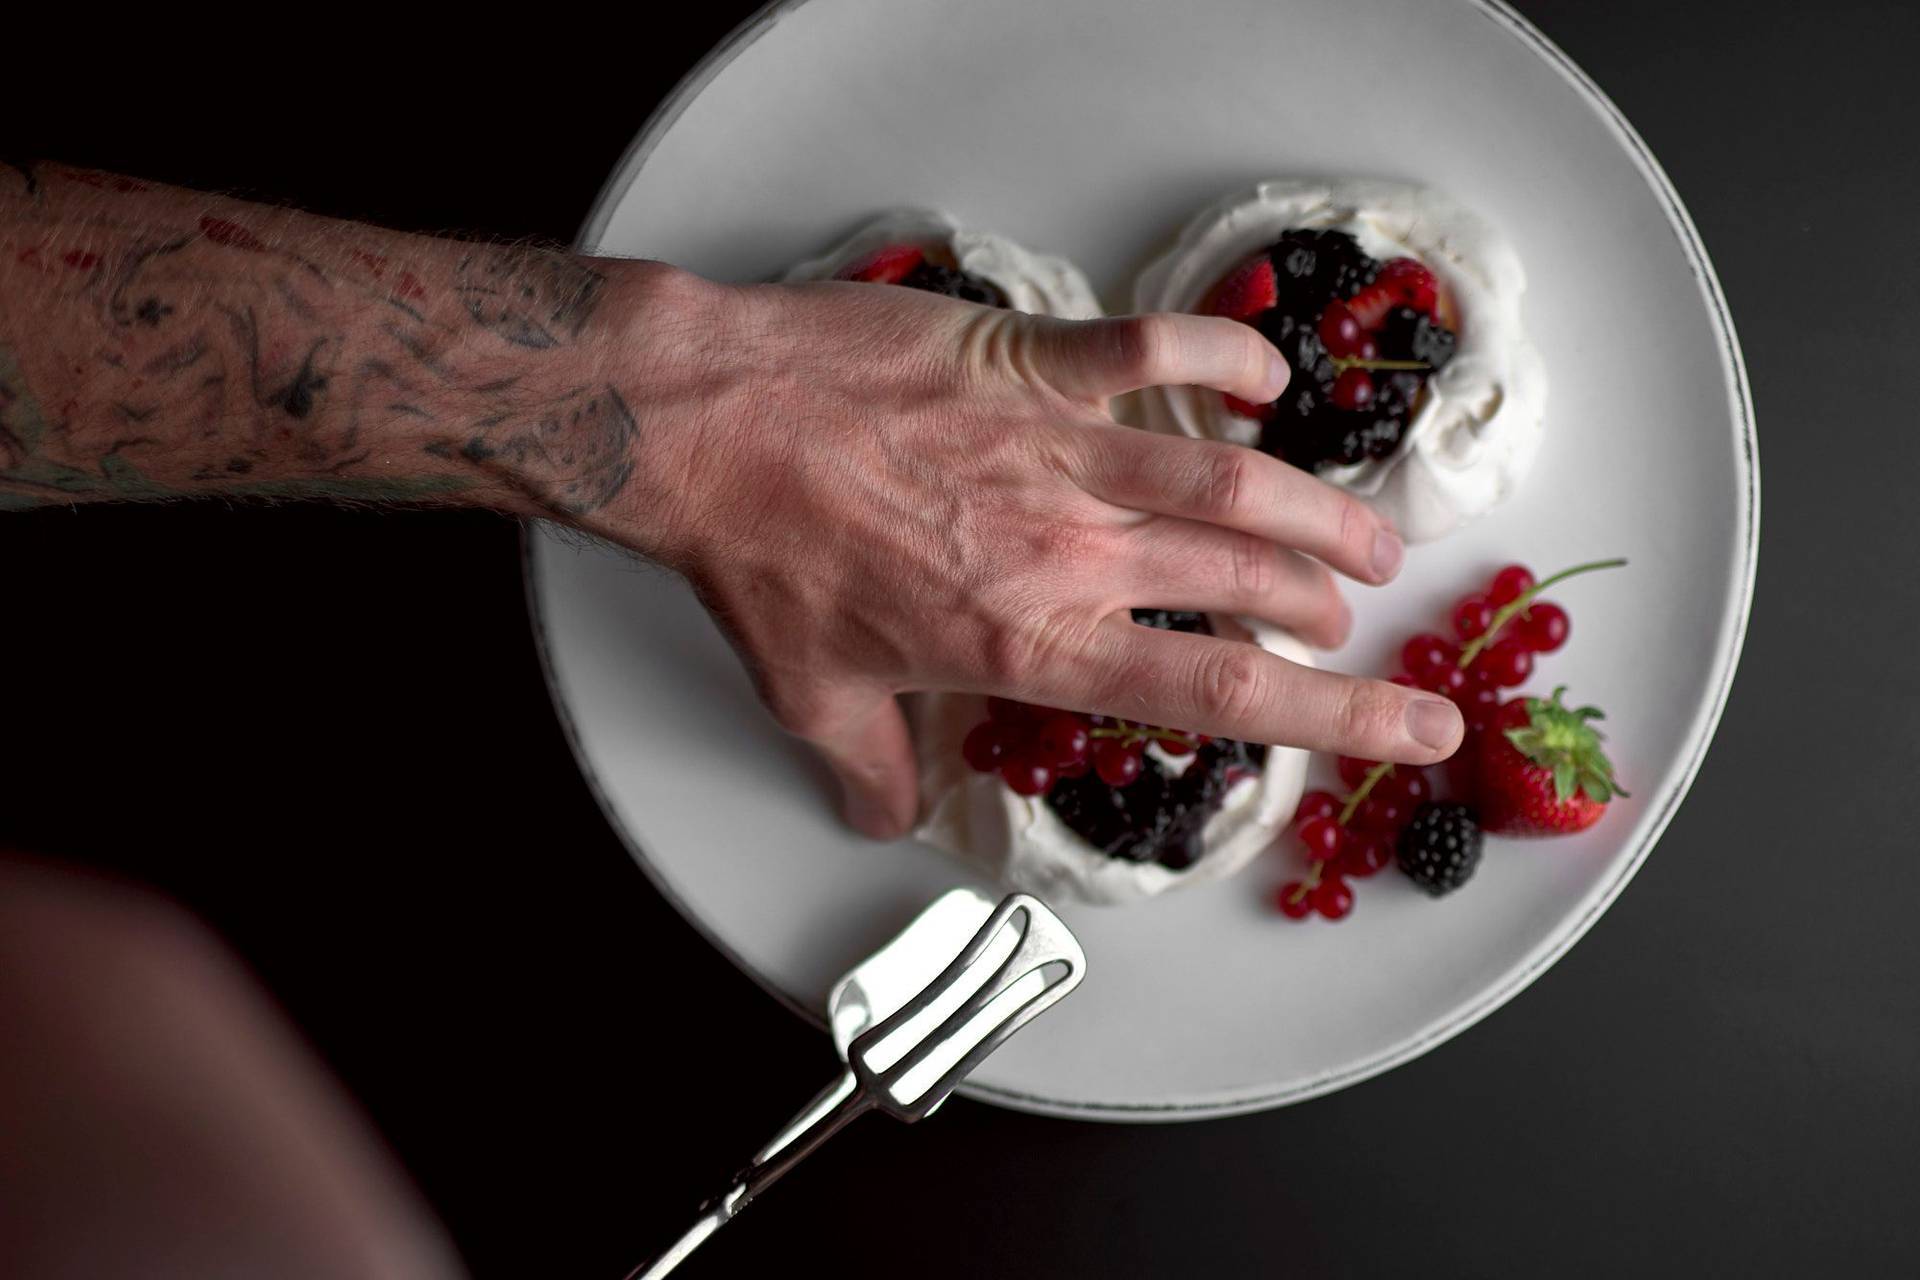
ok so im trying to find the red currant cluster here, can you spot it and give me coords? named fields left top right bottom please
left=964, top=698, right=1210, bottom=796
left=1276, top=757, right=1431, bottom=920
left=1392, top=560, right=1615, bottom=737
left=1320, top=259, right=1441, bottom=413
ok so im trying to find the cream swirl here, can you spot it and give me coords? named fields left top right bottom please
left=911, top=621, right=1311, bottom=907
left=1132, top=180, right=1546, bottom=543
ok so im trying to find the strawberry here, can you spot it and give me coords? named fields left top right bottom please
left=1345, top=256, right=1442, bottom=330
left=1475, top=686, right=1626, bottom=836
left=1206, top=254, right=1279, bottom=320
left=837, top=244, right=924, bottom=284
left=1222, top=393, right=1278, bottom=420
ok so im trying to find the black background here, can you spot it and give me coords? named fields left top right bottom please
left=5, top=2, right=1917, bottom=1275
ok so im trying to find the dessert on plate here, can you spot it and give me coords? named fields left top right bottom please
left=912, top=611, right=1312, bottom=906
left=784, top=207, right=1102, bottom=319
left=1133, top=179, right=1546, bottom=543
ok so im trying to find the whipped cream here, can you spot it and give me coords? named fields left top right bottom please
left=1132, top=180, right=1547, bottom=543
left=785, top=208, right=1103, bottom=320
left=911, top=621, right=1311, bottom=906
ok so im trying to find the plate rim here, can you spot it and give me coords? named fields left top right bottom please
left=533, top=0, right=1761, bottom=1121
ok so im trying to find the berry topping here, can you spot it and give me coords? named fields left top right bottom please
left=1207, top=253, right=1280, bottom=320
left=1201, top=230, right=1453, bottom=474
left=1293, top=789, right=1340, bottom=825
left=1298, top=816, right=1348, bottom=863
left=838, top=244, right=924, bottom=284
left=966, top=610, right=1265, bottom=870
left=1397, top=803, right=1484, bottom=896
left=839, top=242, right=1008, bottom=306
left=1330, top=367, right=1376, bottom=411
left=1476, top=688, right=1626, bottom=836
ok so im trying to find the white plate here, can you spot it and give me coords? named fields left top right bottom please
left=528, top=0, right=1756, bottom=1120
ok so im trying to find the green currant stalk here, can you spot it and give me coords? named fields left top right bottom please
left=1457, top=558, right=1629, bottom=669
left=1329, top=355, right=1431, bottom=374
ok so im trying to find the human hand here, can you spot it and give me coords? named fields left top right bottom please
left=587, top=265, right=1463, bottom=838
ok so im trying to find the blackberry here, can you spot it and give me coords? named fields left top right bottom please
left=898, top=261, right=1008, bottom=307
left=1269, top=229, right=1375, bottom=302
left=1361, top=416, right=1404, bottom=460
left=1130, top=609, right=1210, bottom=635
left=1378, top=307, right=1457, bottom=370
left=1044, top=609, right=1267, bottom=870
left=1375, top=370, right=1426, bottom=418
left=1396, top=802, right=1484, bottom=896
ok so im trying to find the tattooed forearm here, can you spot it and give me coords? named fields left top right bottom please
left=0, top=164, right=639, bottom=518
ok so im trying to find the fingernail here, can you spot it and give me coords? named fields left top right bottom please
left=1372, top=528, right=1404, bottom=582
left=1405, top=697, right=1463, bottom=752
left=1267, top=350, right=1292, bottom=398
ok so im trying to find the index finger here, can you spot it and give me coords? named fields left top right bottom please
left=1016, top=615, right=1463, bottom=763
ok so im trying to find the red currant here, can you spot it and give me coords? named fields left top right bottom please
left=1276, top=882, right=1313, bottom=919
left=1475, top=639, right=1534, bottom=688
left=1488, top=564, right=1536, bottom=606
left=1000, top=759, right=1054, bottom=796
left=1516, top=601, right=1570, bottom=653
left=1339, top=833, right=1394, bottom=878
left=1337, top=755, right=1377, bottom=788
left=1311, top=877, right=1355, bottom=920
left=1419, top=663, right=1470, bottom=698
left=1092, top=739, right=1142, bottom=787
left=1330, top=367, right=1375, bottom=411
left=1401, top=633, right=1455, bottom=677
left=1451, top=594, right=1496, bottom=641
left=1459, top=680, right=1502, bottom=733
left=962, top=721, right=1006, bottom=772
left=1317, top=300, right=1365, bottom=357
left=1032, top=713, right=1090, bottom=767
left=1357, top=336, right=1380, bottom=360
left=1298, top=816, right=1348, bottom=862
left=1353, top=794, right=1407, bottom=835
left=987, top=697, right=1036, bottom=726
left=1293, top=789, right=1340, bottom=825
left=1390, top=674, right=1417, bottom=688
left=1376, top=766, right=1431, bottom=809
left=1157, top=732, right=1198, bottom=757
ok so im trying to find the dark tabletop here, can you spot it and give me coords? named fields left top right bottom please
left=4, top=3, right=1916, bottom=1275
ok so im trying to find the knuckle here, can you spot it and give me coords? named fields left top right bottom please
left=1111, top=314, right=1174, bottom=383
left=1334, top=679, right=1396, bottom=748
left=1195, top=445, right=1253, bottom=523
left=1196, top=644, right=1269, bottom=728
left=1227, top=534, right=1275, bottom=603
left=1335, top=492, right=1374, bottom=565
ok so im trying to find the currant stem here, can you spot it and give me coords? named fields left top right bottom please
left=1330, top=356, right=1432, bottom=374
left=1337, top=761, right=1396, bottom=827
left=1457, top=558, right=1630, bottom=668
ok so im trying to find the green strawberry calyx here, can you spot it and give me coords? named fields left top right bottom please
left=1503, top=686, right=1628, bottom=806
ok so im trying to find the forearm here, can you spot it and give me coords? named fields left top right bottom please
left=0, top=160, right=657, bottom=519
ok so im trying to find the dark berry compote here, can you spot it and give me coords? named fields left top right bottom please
left=835, top=243, right=1007, bottom=306
left=1204, top=230, right=1457, bottom=473
left=959, top=611, right=1267, bottom=871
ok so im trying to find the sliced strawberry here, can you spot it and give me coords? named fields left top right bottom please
left=1206, top=254, right=1279, bottom=320
left=1376, top=257, right=1439, bottom=317
left=1345, top=282, right=1397, bottom=331
left=837, top=244, right=924, bottom=284
left=1223, top=393, right=1278, bottom=420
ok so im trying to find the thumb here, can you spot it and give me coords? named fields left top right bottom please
left=799, top=690, right=920, bottom=840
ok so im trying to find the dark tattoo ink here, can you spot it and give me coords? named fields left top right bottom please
left=454, top=248, right=606, bottom=350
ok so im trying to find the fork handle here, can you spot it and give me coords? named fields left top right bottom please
left=624, top=1081, right=874, bottom=1280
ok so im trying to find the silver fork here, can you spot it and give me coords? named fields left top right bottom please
left=624, top=892, right=1086, bottom=1279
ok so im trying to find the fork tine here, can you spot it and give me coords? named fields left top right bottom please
left=851, top=895, right=1086, bottom=1116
